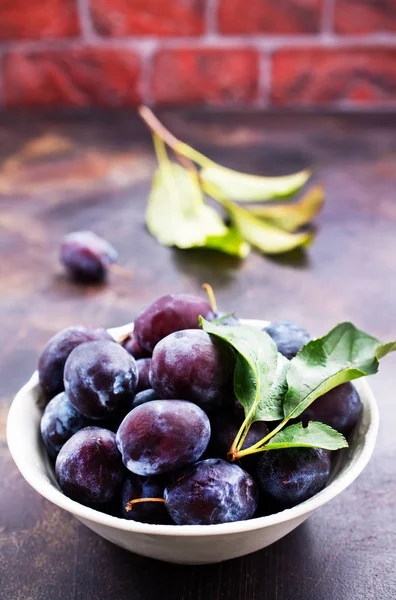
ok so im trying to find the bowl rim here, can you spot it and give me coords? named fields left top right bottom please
left=7, top=320, right=380, bottom=537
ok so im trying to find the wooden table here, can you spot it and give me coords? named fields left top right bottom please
left=1, top=111, right=396, bottom=600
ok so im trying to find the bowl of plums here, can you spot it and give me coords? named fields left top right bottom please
left=8, top=287, right=389, bottom=564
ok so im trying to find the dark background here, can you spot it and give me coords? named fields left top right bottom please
left=1, top=110, right=396, bottom=599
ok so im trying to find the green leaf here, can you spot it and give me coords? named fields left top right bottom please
left=256, top=353, right=289, bottom=421
left=146, top=164, right=227, bottom=249
left=200, top=164, right=311, bottom=202
left=376, top=341, right=396, bottom=360
left=248, top=184, right=324, bottom=232
left=205, top=225, right=251, bottom=258
left=264, top=421, right=348, bottom=451
left=224, top=199, right=314, bottom=254
left=201, top=318, right=285, bottom=421
left=284, top=322, right=396, bottom=420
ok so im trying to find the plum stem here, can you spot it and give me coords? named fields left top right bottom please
left=202, top=283, right=217, bottom=313
left=116, top=331, right=133, bottom=344
left=108, top=263, right=134, bottom=280
left=125, top=497, right=166, bottom=512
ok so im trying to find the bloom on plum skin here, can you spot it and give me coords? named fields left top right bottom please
left=116, top=400, right=211, bottom=476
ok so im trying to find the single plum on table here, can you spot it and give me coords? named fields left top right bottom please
left=116, top=400, right=211, bottom=476
left=135, top=358, right=152, bottom=393
left=40, top=391, right=90, bottom=459
left=134, top=293, right=214, bottom=353
left=165, top=458, right=258, bottom=525
left=264, top=321, right=311, bottom=360
left=300, top=382, right=362, bottom=435
left=150, top=329, right=235, bottom=412
left=64, top=340, right=138, bottom=419
left=60, top=231, right=118, bottom=283
left=38, top=325, right=113, bottom=400
left=55, top=427, right=124, bottom=506
left=121, top=474, right=170, bottom=524
left=254, top=447, right=331, bottom=510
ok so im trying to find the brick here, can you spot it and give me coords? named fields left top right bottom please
left=218, top=0, right=322, bottom=34
left=152, top=48, right=259, bottom=106
left=0, top=0, right=79, bottom=41
left=3, top=48, right=142, bottom=108
left=335, top=0, right=396, bottom=34
left=90, top=0, right=205, bottom=36
left=271, top=48, right=396, bottom=106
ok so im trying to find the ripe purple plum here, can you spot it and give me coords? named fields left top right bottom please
left=122, top=333, right=151, bottom=359
left=40, top=391, right=90, bottom=459
left=64, top=340, right=138, bottom=419
left=165, top=459, right=258, bottom=525
left=210, top=312, right=240, bottom=327
left=254, top=447, right=331, bottom=509
left=55, top=427, right=123, bottom=506
left=134, top=293, right=214, bottom=353
left=121, top=474, right=170, bottom=524
left=38, top=325, right=113, bottom=400
left=60, top=231, right=118, bottom=283
left=135, top=358, right=152, bottom=393
left=131, top=389, right=159, bottom=409
left=150, top=329, right=235, bottom=411
left=116, top=400, right=210, bottom=476
left=264, top=321, right=311, bottom=360
left=301, top=382, right=362, bottom=435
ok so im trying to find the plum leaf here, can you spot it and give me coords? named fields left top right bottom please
left=264, top=421, right=348, bottom=451
left=248, top=184, right=324, bottom=232
left=200, top=164, right=311, bottom=202
left=284, top=322, right=396, bottom=419
left=201, top=319, right=286, bottom=421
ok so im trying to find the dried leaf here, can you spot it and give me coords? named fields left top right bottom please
left=224, top=200, right=314, bottom=254
left=201, top=164, right=311, bottom=202
left=248, top=184, right=324, bottom=231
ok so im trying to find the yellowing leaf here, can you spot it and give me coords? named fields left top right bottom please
left=146, top=162, right=249, bottom=257
left=224, top=200, right=314, bottom=254
left=205, top=226, right=251, bottom=258
left=146, top=163, right=226, bottom=249
left=248, top=184, right=324, bottom=232
left=200, top=164, right=311, bottom=202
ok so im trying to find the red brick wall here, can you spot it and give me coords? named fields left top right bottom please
left=1, top=0, right=396, bottom=109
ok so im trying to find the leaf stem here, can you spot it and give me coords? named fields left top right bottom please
left=229, top=412, right=253, bottom=457
left=172, top=149, right=198, bottom=174
left=138, top=105, right=215, bottom=169
left=236, top=422, right=252, bottom=451
left=152, top=132, right=180, bottom=202
left=152, top=131, right=170, bottom=171
left=202, top=180, right=231, bottom=208
left=233, top=446, right=269, bottom=459
left=229, top=396, right=259, bottom=459
left=230, top=417, right=290, bottom=460
left=248, top=418, right=289, bottom=451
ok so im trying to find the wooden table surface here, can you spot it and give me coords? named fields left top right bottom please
left=1, top=110, right=396, bottom=600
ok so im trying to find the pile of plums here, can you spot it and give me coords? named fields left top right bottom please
left=39, top=293, right=361, bottom=525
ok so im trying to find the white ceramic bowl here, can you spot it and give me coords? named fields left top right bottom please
left=7, top=320, right=379, bottom=565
